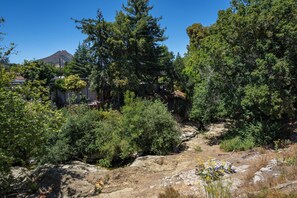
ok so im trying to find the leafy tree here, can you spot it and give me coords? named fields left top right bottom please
left=185, top=0, right=297, bottom=145
left=0, top=68, right=63, bottom=195
left=62, top=74, right=87, bottom=105
left=186, top=23, right=209, bottom=50
left=64, top=74, right=87, bottom=92
left=172, top=53, right=191, bottom=93
left=21, top=60, right=55, bottom=85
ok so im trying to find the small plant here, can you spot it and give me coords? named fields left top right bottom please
left=194, top=145, right=203, bottom=152
left=196, top=159, right=235, bottom=182
left=274, top=139, right=280, bottom=151
left=285, top=156, right=297, bottom=166
left=98, top=159, right=111, bottom=168
left=204, top=179, right=232, bottom=198
left=196, top=159, right=235, bottom=198
left=220, top=136, right=255, bottom=152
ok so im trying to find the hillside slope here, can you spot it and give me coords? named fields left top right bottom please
left=40, top=50, right=73, bottom=67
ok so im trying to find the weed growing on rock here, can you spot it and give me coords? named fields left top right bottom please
left=196, top=159, right=235, bottom=198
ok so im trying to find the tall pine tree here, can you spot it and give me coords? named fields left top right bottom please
left=119, top=0, right=168, bottom=88
left=66, top=42, right=94, bottom=78
left=75, top=10, right=111, bottom=100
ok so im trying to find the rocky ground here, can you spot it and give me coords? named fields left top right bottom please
left=11, top=122, right=297, bottom=197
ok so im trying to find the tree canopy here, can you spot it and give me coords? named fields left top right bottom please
left=185, top=0, right=297, bottom=145
left=73, top=0, right=173, bottom=102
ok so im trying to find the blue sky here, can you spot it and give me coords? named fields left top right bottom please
left=0, top=0, right=230, bottom=63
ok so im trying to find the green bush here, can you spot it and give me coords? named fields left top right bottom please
left=121, top=92, right=181, bottom=155
left=237, top=121, right=283, bottom=146
left=220, top=120, right=285, bottom=151
left=42, top=94, right=181, bottom=167
left=220, top=136, right=255, bottom=152
left=93, top=93, right=181, bottom=166
left=190, top=82, right=227, bottom=123
left=42, top=105, right=101, bottom=163
left=94, top=110, right=128, bottom=167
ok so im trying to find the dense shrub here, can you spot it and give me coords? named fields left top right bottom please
left=94, top=110, right=129, bottom=167
left=94, top=95, right=181, bottom=166
left=220, top=120, right=284, bottom=151
left=236, top=121, right=283, bottom=146
left=42, top=93, right=181, bottom=167
left=41, top=105, right=101, bottom=163
left=121, top=92, right=181, bottom=155
left=0, top=69, right=63, bottom=195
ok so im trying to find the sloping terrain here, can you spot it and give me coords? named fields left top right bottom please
left=40, top=50, right=73, bottom=67
left=12, top=123, right=297, bottom=197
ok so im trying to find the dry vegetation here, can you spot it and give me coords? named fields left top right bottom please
left=158, top=187, right=200, bottom=198
left=238, top=145, right=297, bottom=197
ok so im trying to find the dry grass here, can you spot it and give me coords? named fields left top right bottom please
left=257, top=147, right=268, bottom=155
left=239, top=144, right=297, bottom=197
left=247, top=188, right=297, bottom=198
left=243, top=155, right=271, bottom=186
left=158, top=187, right=200, bottom=198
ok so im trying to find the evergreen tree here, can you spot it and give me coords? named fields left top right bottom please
left=76, top=0, right=172, bottom=102
left=121, top=0, right=168, bottom=88
left=66, top=42, right=94, bottom=78
left=75, top=10, right=111, bottom=100
left=173, top=53, right=188, bottom=91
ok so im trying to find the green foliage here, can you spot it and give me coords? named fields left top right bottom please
left=75, top=10, right=112, bottom=98
left=53, top=78, right=66, bottom=91
left=173, top=53, right=191, bottom=93
left=0, top=69, right=62, bottom=197
left=75, top=0, right=173, bottom=100
left=64, top=74, right=87, bottom=92
left=121, top=92, right=181, bottom=155
left=66, top=42, right=94, bottom=78
left=42, top=94, right=181, bottom=167
left=185, top=0, right=297, bottom=146
left=221, top=120, right=283, bottom=151
left=191, top=82, right=227, bottom=123
left=21, top=60, right=55, bottom=85
left=17, top=79, right=50, bottom=102
left=0, top=67, right=62, bottom=195
left=41, top=105, right=101, bottom=163
left=220, top=136, right=255, bottom=152
left=186, top=23, right=209, bottom=50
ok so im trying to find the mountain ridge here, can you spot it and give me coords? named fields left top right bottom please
left=40, top=50, right=73, bottom=67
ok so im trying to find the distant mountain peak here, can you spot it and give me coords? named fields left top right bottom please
left=40, top=50, right=73, bottom=67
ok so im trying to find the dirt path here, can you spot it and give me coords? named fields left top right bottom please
left=92, top=123, right=253, bottom=198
